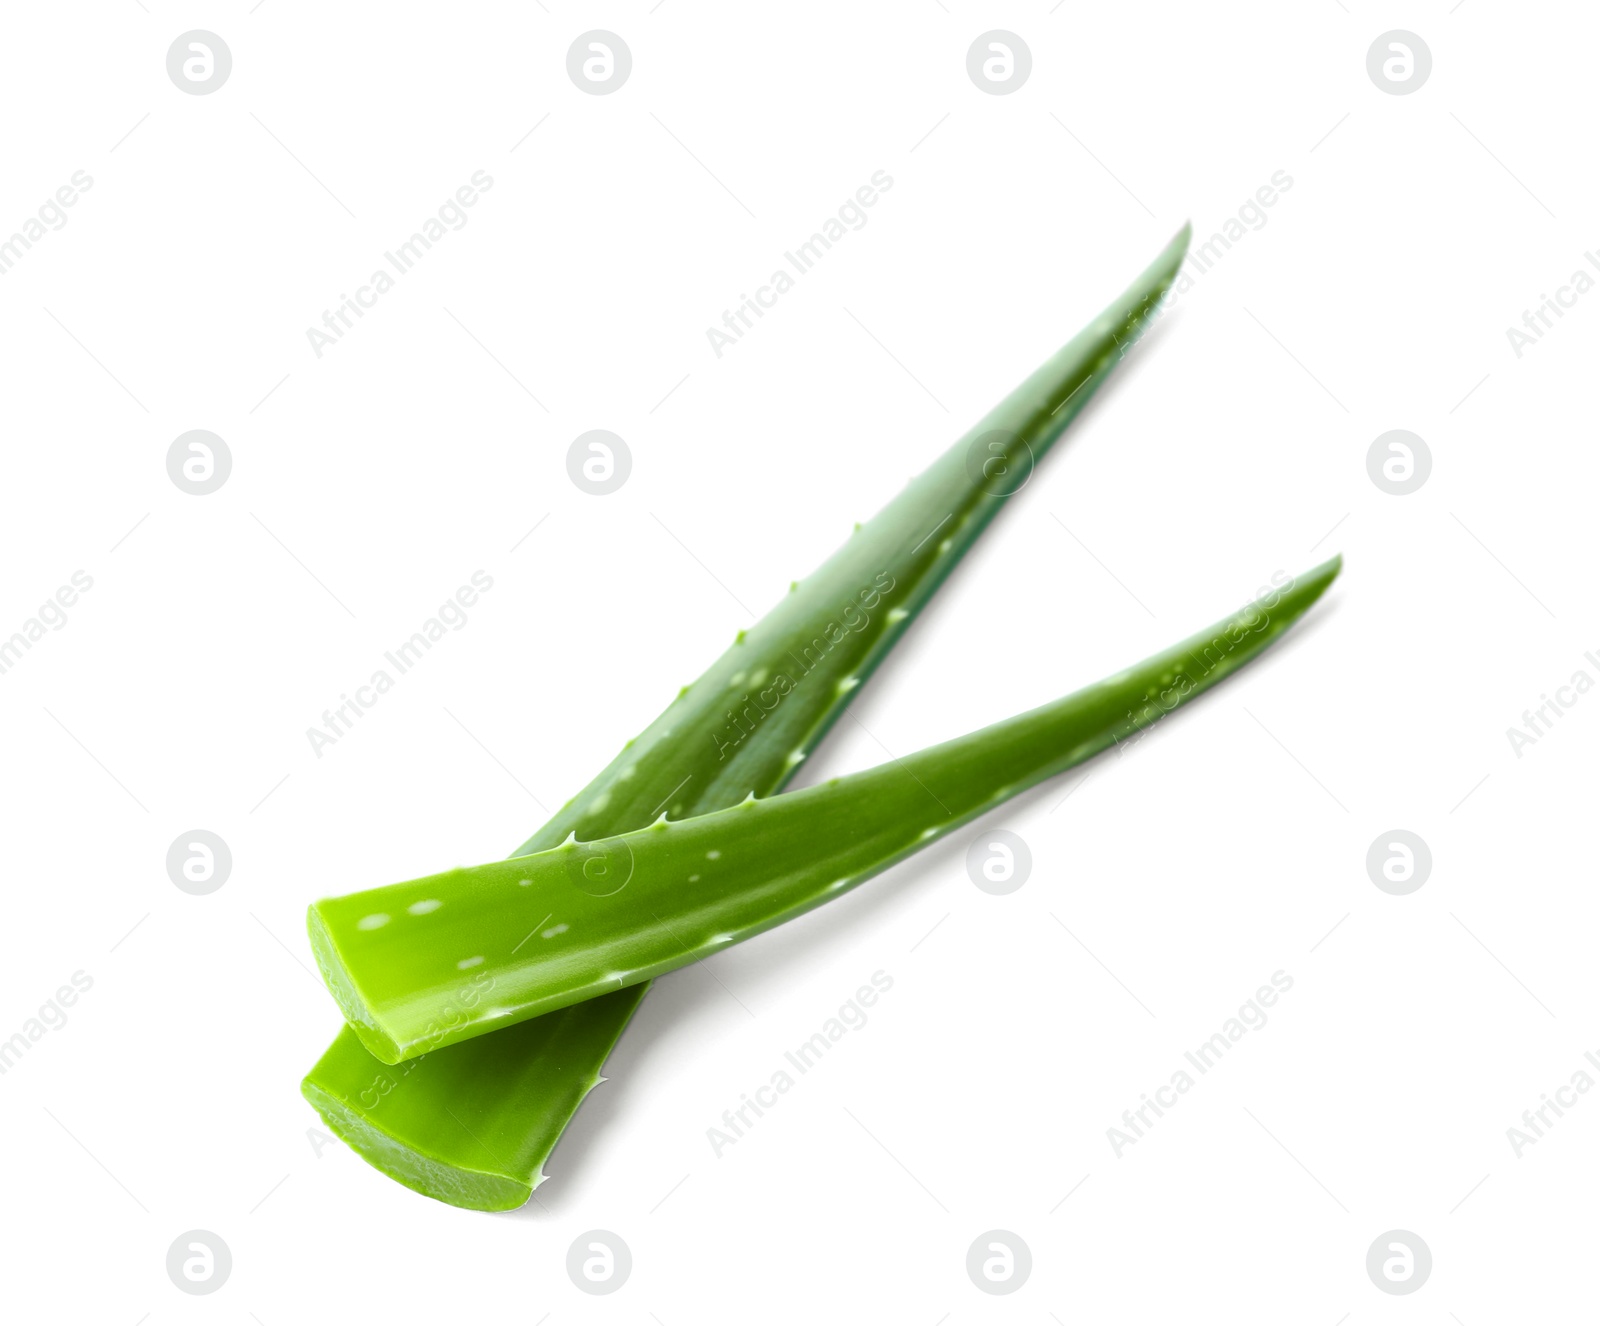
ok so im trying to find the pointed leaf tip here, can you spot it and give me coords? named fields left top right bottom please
left=1276, top=554, right=1343, bottom=619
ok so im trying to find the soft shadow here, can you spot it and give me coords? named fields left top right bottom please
left=490, top=967, right=739, bottom=1219
left=498, top=567, right=1343, bottom=1217
left=497, top=325, right=1356, bottom=1220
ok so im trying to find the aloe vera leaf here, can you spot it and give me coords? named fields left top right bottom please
left=517, top=223, right=1191, bottom=844
left=312, top=556, right=1340, bottom=1064
left=301, top=224, right=1191, bottom=1209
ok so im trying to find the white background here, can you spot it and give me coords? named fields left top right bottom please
left=0, top=2, right=1594, bottom=1321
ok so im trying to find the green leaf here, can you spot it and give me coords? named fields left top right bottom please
left=301, top=226, right=1192, bottom=1209
left=311, top=557, right=1341, bottom=1063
